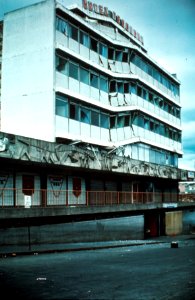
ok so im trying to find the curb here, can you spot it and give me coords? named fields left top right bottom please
left=0, top=240, right=168, bottom=258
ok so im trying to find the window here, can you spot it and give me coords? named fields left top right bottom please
left=124, top=83, right=129, bottom=93
left=137, top=86, right=142, bottom=97
left=123, top=52, right=128, bottom=62
left=80, top=107, right=90, bottom=124
left=56, top=17, right=68, bottom=36
left=91, top=110, right=99, bottom=126
left=149, top=121, right=154, bottom=131
left=149, top=92, right=153, bottom=103
left=124, top=115, right=130, bottom=127
left=56, top=96, right=68, bottom=117
left=90, top=37, right=98, bottom=52
left=137, top=114, right=144, bottom=127
left=70, top=103, right=79, bottom=120
left=99, top=42, right=108, bottom=58
left=117, top=82, right=123, bottom=93
left=100, top=76, right=108, bottom=92
left=110, top=116, right=116, bottom=129
left=131, top=83, right=136, bottom=94
left=116, top=50, right=123, bottom=61
left=155, top=123, right=160, bottom=134
left=110, top=81, right=116, bottom=93
left=90, top=72, right=98, bottom=89
left=69, top=62, right=78, bottom=80
left=117, top=115, right=125, bottom=128
left=100, top=113, right=109, bottom=129
left=159, top=124, right=165, bottom=136
left=80, top=31, right=89, bottom=47
left=56, top=56, right=68, bottom=75
left=80, top=67, right=89, bottom=85
left=176, top=108, right=180, bottom=119
left=143, top=89, right=148, bottom=100
left=148, top=64, right=153, bottom=76
left=69, top=24, right=78, bottom=41
left=144, top=118, right=149, bottom=129
left=108, top=48, right=114, bottom=60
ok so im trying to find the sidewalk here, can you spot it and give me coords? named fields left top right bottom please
left=1, top=234, right=195, bottom=257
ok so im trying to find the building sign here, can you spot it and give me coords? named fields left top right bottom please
left=49, top=176, right=64, bottom=197
left=82, top=0, right=144, bottom=45
left=24, top=195, right=31, bottom=208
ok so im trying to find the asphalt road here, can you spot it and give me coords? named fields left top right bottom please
left=0, top=240, right=195, bottom=300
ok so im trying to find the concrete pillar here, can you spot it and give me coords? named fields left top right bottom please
left=165, top=211, right=183, bottom=236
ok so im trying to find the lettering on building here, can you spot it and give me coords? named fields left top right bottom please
left=82, top=0, right=144, bottom=45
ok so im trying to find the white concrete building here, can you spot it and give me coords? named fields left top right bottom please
left=0, top=0, right=188, bottom=208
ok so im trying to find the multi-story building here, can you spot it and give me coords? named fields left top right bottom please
left=0, top=0, right=188, bottom=208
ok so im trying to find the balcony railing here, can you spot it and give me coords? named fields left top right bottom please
left=0, top=188, right=194, bottom=208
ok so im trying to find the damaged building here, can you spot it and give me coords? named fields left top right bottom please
left=0, top=0, right=190, bottom=208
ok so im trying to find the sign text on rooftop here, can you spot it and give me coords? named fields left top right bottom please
left=82, top=0, right=144, bottom=45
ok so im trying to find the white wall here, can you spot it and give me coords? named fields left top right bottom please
left=1, top=0, right=55, bottom=142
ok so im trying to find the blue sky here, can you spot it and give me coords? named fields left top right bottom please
left=1, top=0, right=195, bottom=170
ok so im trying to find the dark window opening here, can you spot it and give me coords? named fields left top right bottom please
left=90, top=37, right=98, bottom=52
left=108, top=48, right=114, bottom=60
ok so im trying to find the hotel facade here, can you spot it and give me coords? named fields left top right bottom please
left=0, top=0, right=191, bottom=208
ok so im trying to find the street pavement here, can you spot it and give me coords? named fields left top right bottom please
left=0, top=235, right=195, bottom=300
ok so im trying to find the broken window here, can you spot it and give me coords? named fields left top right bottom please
left=56, top=16, right=69, bottom=36
left=70, top=103, right=79, bottom=120
left=80, top=107, right=90, bottom=124
left=159, top=99, right=163, bottom=108
left=56, top=56, right=68, bottom=75
left=90, top=37, right=98, bottom=52
left=137, top=86, right=142, bottom=97
left=110, top=81, right=116, bottom=93
left=123, top=52, right=128, bottom=62
left=108, top=48, right=114, bottom=60
left=110, top=115, right=116, bottom=129
left=124, top=83, right=129, bottom=93
left=124, top=115, right=130, bottom=127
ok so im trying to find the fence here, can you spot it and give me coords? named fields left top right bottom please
left=1, top=188, right=194, bottom=208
